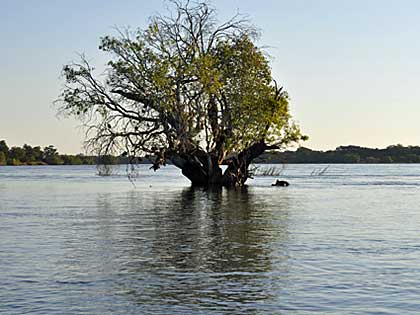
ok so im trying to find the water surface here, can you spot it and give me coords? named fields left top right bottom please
left=1, top=164, right=420, bottom=314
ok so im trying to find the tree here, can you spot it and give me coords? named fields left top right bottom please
left=43, top=145, right=64, bottom=165
left=342, top=153, right=361, bottom=163
left=8, top=147, right=25, bottom=164
left=22, top=144, right=43, bottom=163
left=0, top=140, right=8, bottom=165
left=0, top=140, right=8, bottom=157
left=0, top=152, right=6, bottom=165
left=58, top=0, right=306, bottom=186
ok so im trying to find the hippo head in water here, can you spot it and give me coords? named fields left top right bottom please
left=272, top=180, right=290, bottom=187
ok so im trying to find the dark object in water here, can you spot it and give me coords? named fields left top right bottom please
left=272, top=179, right=289, bottom=187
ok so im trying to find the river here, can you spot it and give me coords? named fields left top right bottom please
left=1, top=164, right=420, bottom=314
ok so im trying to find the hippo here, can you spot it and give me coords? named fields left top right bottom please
left=272, top=179, right=290, bottom=187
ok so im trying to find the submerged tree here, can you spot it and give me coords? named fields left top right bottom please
left=58, top=0, right=306, bottom=186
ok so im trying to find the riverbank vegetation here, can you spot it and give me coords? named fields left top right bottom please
left=0, top=140, right=123, bottom=166
left=0, top=140, right=92, bottom=165
left=3, top=140, right=420, bottom=166
left=257, top=145, right=420, bottom=164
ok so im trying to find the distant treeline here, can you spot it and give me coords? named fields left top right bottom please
left=3, top=140, right=420, bottom=166
left=0, top=140, right=135, bottom=166
left=257, top=145, right=420, bottom=164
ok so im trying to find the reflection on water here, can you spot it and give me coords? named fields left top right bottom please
left=147, top=187, right=282, bottom=272
left=76, top=187, right=291, bottom=313
left=3, top=165, right=420, bottom=314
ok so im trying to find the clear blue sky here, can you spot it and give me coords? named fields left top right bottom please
left=1, top=0, right=420, bottom=153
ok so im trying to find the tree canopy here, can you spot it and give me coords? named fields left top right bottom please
left=58, top=0, right=306, bottom=186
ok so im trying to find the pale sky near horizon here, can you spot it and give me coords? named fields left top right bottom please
left=1, top=0, right=420, bottom=154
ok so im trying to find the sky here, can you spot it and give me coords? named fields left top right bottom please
left=1, top=0, right=420, bottom=153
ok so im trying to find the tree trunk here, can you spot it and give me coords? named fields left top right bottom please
left=173, top=152, right=223, bottom=186
left=171, top=142, right=276, bottom=187
left=222, top=142, right=276, bottom=187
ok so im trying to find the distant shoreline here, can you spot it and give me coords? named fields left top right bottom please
left=256, top=145, right=420, bottom=164
left=2, top=140, right=420, bottom=166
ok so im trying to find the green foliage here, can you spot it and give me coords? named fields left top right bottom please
left=43, top=145, right=64, bottom=165
left=9, top=158, right=22, bottom=166
left=0, top=140, right=8, bottom=156
left=61, top=154, right=82, bottom=165
left=0, top=152, right=6, bottom=165
left=22, top=144, right=43, bottom=163
left=258, top=145, right=420, bottom=164
left=57, top=1, right=305, bottom=166
left=97, top=154, right=118, bottom=165
left=0, top=139, right=130, bottom=166
left=213, top=35, right=291, bottom=151
left=8, top=147, right=26, bottom=162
